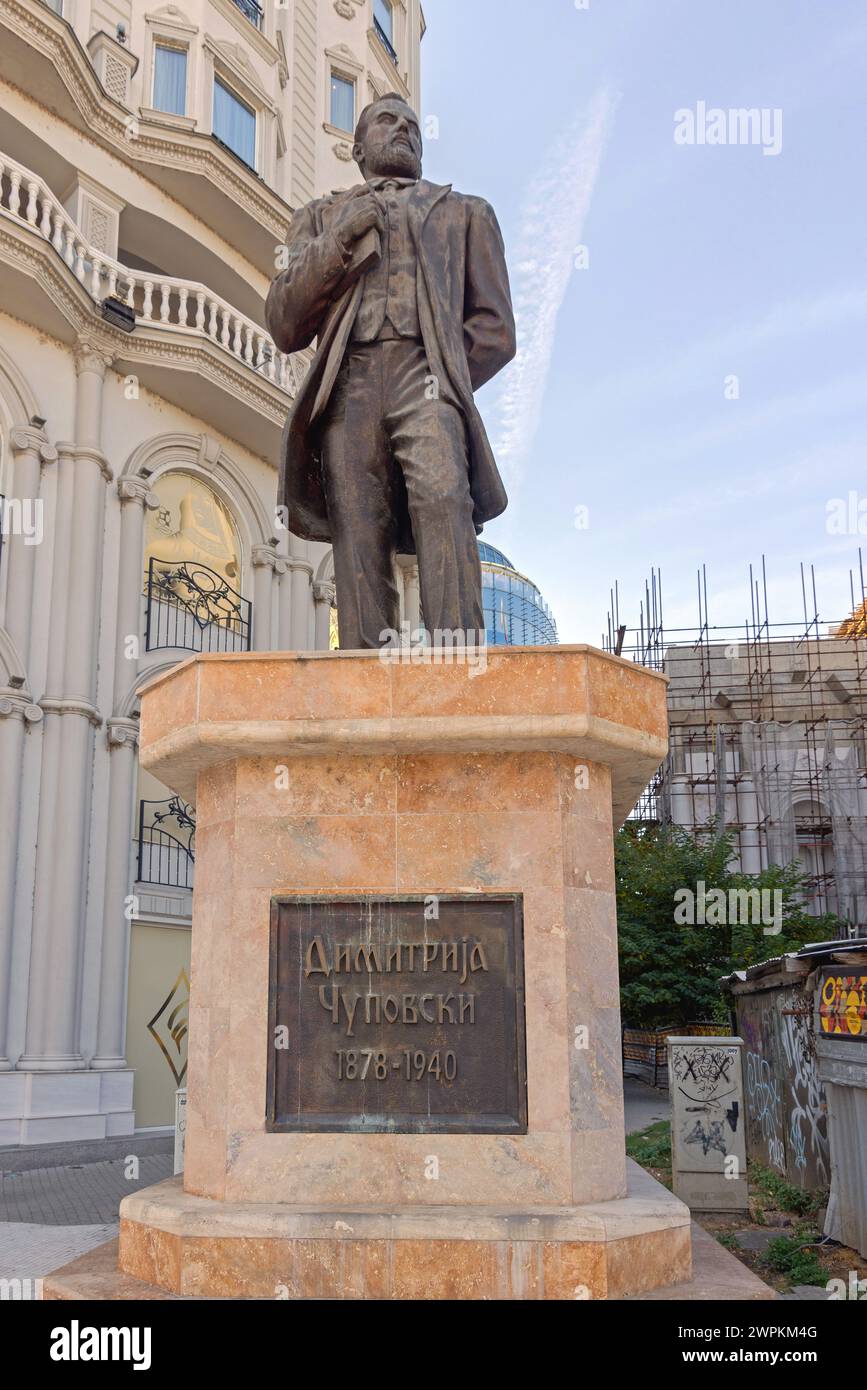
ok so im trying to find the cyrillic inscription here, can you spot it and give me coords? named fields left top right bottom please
left=267, top=895, right=527, bottom=1133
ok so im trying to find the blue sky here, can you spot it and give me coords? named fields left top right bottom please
left=419, top=0, right=867, bottom=643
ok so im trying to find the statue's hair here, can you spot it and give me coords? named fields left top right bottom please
left=354, top=93, right=418, bottom=145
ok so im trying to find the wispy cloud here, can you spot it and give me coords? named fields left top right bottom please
left=491, top=88, right=618, bottom=486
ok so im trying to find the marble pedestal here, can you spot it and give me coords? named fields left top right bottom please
left=48, top=645, right=691, bottom=1300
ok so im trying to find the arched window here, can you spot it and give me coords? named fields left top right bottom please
left=144, top=472, right=241, bottom=586
left=793, top=797, right=836, bottom=916
left=143, top=472, right=250, bottom=653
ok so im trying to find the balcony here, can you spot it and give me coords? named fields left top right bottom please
left=232, top=0, right=264, bottom=30
left=374, top=17, right=400, bottom=66
left=0, top=152, right=297, bottom=389
left=0, top=147, right=308, bottom=452
left=145, top=558, right=253, bottom=654
left=137, top=796, right=196, bottom=890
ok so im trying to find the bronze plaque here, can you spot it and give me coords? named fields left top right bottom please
left=267, top=895, right=527, bottom=1134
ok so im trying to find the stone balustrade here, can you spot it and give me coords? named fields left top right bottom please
left=0, top=151, right=302, bottom=393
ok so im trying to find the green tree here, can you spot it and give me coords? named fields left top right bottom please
left=616, top=824, right=843, bottom=1029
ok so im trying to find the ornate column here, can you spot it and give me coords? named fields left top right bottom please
left=271, top=556, right=289, bottom=651
left=19, top=339, right=113, bottom=1072
left=313, top=580, right=336, bottom=652
left=286, top=560, right=312, bottom=650
left=91, top=719, right=140, bottom=1070
left=3, top=428, right=57, bottom=667
left=289, top=550, right=314, bottom=652
left=0, top=696, right=43, bottom=1069
left=114, top=479, right=159, bottom=706
left=403, top=561, right=421, bottom=635
left=252, top=545, right=285, bottom=652
left=88, top=479, right=158, bottom=1072
left=283, top=534, right=314, bottom=652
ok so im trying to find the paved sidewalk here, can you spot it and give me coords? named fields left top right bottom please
left=0, top=1153, right=174, bottom=1290
left=1, top=1223, right=119, bottom=1284
left=623, top=1076, right=670, bottom=1134
left=0, top=1154, right=174, bottom=1225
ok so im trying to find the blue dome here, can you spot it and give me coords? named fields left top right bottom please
left=477, top=542, right=514, bottom=569
left=477, top=542, right=558, bottom=647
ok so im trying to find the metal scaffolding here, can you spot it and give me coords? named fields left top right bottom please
left=604, top=556, right=867, bottom=939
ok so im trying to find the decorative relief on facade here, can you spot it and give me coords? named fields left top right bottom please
left=107, top=717, right=140, bottom=749
left=103, top=52, right=130, bottom=104
left=149, top=3, right=193, bottom=21
left=208, top=35, right=271, bottom=102
left=118, top=477, right=160, bottom=509
left=333, top=140, right=353, bottom=161
left=73, top=337, right=114, bottom=379
left=147, top=967, right=190, bottom=1086
left=0, top=696, right=43, bottom=723
left=85, top=204, right=112, bottom=254
left=312, top=580, right=336, bottom=607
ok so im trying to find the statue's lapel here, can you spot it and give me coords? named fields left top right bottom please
left=407, top=180, right=452, bottom=246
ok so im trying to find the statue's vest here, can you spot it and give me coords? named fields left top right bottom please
left=352, top=182, right=421, bottom=342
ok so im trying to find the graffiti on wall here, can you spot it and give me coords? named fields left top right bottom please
left=736, top=984, right=829, bottom=1191
left=819, top=973, right=867, bottom=1039
left=779, top=1004, right=828, bottom=1185
left=745, top=1048, right=785, bottom=1172
left=671, top=1044, right=741, bottom=1160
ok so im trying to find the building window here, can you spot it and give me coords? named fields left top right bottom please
left=330, top=73, right=355, bottom=133
left=42, top=0, right=63, bottom=12
left=232, top=0, right=264, bottom=30
left=153, top=45, right=187, bottom=116
left=213, top=77, right=257, bottom=169
left=144, top=472, right=241, bottom=590
left=143, top=472, right=252, bottom=654
left=374, top=0, right=393, bottom=43
left=374, top=0, right=398, bottom=63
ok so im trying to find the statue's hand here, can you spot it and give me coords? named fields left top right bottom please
left=331, top=188, right=385, bottom=252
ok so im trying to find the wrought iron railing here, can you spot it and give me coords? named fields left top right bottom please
left=232, top=0, right=264, bottom=29
left=145, top=557, right=253, bottom=653
left=137, top=796, right=196, bottom=889
left=374, top=16, right=399, bottom=64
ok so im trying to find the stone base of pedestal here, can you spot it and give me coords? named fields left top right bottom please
left=43, top=1161, right=691, bottom=1301
left=44, top=646, right=683, bottom=1302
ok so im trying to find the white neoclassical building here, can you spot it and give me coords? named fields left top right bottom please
left=0, top=0, right=424, bottom=1143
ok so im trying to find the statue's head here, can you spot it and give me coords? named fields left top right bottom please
left=354, top=94, right=422, bottom=181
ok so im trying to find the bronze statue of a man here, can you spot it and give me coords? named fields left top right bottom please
left=266, top=93, right=516, bottom=650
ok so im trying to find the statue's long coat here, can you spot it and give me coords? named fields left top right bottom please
left=265, top=179, right=516, bottom=551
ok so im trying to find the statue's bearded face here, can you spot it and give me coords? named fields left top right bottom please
left=355, top=101, right=422, bottom=181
